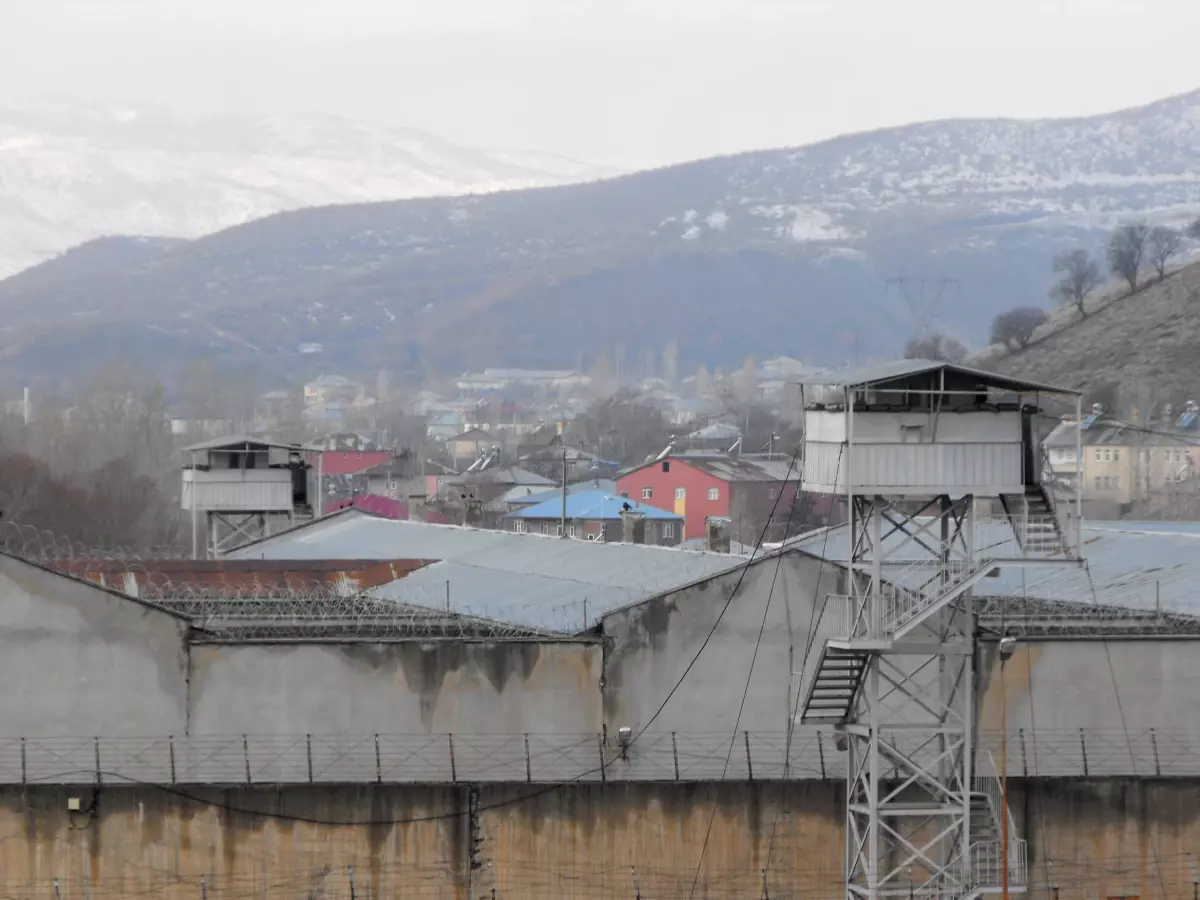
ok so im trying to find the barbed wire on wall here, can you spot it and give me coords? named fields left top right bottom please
left=1, top=522, right=562, bottom=640
left=976, top=594, right=1200, bottom=637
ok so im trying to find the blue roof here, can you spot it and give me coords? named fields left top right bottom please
left=505, top=490, right=682, bottom=521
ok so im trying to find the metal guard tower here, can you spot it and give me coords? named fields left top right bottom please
left=182, top=436, right=315, bottom=558
left=797, top=360, right=1083, bottom=900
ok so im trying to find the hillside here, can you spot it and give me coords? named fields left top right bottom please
left=984, top=261, right=1200, bottom=404
left=0, top=100, right=617, bottom=276
left=1, top=90, right=1198, bottom=381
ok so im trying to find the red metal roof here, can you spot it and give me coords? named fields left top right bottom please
left=49, top=558, right=431, bottom=594
left=313, top=450, right=394, bottom=476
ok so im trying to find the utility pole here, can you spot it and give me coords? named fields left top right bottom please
left=560, top=446, right=568, bottom=538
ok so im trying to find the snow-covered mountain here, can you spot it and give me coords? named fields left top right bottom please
left=0, top=100, right=620, bottom=276
left=1, top=90, right=1197, bottom=381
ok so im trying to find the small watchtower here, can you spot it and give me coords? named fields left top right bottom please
left=796, top=359, right=1083, bottom=900
left=181, top=436, right=314, bottom=558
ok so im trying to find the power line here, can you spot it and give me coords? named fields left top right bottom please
left=686, top=449, right=806, bottom=899
left=762, top=446, right=845, bottom=895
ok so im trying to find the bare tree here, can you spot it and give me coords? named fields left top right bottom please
left=1107, top=222, right=1150, bottom=294
left=903, top=332, right=967, bottom=363
left=1147, top=226, right=1183, bottom=281
left=990, top=307, right=1049, bottom=350
left=1050, top=248, right=1102, bottom=318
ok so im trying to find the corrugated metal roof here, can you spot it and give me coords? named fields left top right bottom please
left=181, top=434, right=314, bottom=452
left=507, top=490, right=682, bottom=521
left=680, top=455, right=797, bottom=484
left=802, top=359, right=1078, bottom=395
left=792, top=520, right=1200, bottom=613
left=226, top=511, right=747, bottom=631
left=503, top=479, right=617, bottom=506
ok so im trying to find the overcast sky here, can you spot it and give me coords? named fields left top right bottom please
left=1, top=0, right=1196, bottom=168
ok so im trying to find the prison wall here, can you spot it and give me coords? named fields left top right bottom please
left=4, top=780, right=1200, bottom=899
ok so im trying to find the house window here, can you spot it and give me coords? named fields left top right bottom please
left=568, top=524, right=577, bottom=538
left=675, top=487, right=686, bottom=500
left=514, top=520, right=526, bottom=533
left=1095, top=450, right=1102, bottom=462
left=708, top=488, right=720, bottom=501
left=663, top=522, right=675, bottom=538
left=642, top=486, right=653, bottom=500
left=1094, top=476, right=1102, bottom=489
left=1104, top=450, right=1111, bottom=461
left=543, top=523, right=554, bottom=535
left=662, top=461, right=671, bottom=473
left=1112, top=450, right=1120, bottom=461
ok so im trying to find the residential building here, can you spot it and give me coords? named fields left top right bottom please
left=1043, top=412, right=1200, bottom=515
left=360, top=454, right=424, bottom=502
left=455, top=369, right=588, bottom=394
left=504, top=490, right=684, bottom=545
left=446, top=428, right=495, bottom=468
left=616, top=453, right=798, bottom=544
left=303, top=374, right=363, bottom=407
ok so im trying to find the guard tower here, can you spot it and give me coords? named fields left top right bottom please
left=181, top=436, right=315, bottom=558
left=796, top=360, right=1083, bottom=900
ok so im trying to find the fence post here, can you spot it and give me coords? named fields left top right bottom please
left=242, top=734, right=251, bottom=785
left=598, top=734, right=607, bottom=783
left=1150, top=727, right=1161, bottom=776
left=374, top=734, right=382, bottom=784
left=349, top=865, right=356, bottom=900
left=94, top=736, right=102, bottom=786
left=1079, top=728, right=1089, bottom=777
left=169, top=735, right=177, bottom=784
left=672, top=733, right=680, bottom=782
left=1019, top=728, right=1028, bottom=778
left=449, top=734, right=457, bottom=783
left=818, top=730, right=827, bottom=780
left=20, top=737, right=25, bottom=785
left=306, top=734, right=314, bottom=783
left=201, top=875, right=207, bottom=900
left=744, top=732, right=754, bottom=781
left=524, top=734, right=532, bottom=783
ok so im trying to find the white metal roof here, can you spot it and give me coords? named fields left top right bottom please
left=226, top=511, right=749, bottom=631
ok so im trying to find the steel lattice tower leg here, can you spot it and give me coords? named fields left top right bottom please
left=842, top=494, right=978, bottom=900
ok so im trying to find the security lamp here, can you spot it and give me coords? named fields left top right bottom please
left=618, top=726, right=633, bottom=760
left=998, top=636, right=1017, bottom=662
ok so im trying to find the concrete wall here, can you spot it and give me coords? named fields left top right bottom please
left=5, top=779, right=1200, bottom=900
left=188, top=641, right=602, bottom=734
left=601, top=550, right=843, bottom=734
left=0, top=781, right=842, bottom=900
left=979, top=640, right=1200, bottom=733
left=0, top=556, right=189, bottom=737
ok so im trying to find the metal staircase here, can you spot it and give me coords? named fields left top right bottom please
left=1000, top=485, right=1069, bottom=557
left=966, top=752, right=1027, bottom=896
left=799, top=642, right=871, bottom=723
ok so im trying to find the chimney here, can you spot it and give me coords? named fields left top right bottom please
left=705, top=516, right=732, bottom=553
left=621, top=509, right=646, bottom=544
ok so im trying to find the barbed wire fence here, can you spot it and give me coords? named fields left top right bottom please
left=1, top=521, right=568, bottom=640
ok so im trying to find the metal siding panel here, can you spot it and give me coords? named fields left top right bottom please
left=841, top=442, right=1024, bottom=490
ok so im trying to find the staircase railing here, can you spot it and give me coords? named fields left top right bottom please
left=969, top=838, right=1027, bottom=889
left=795, top=594, right=854, bottom=706
left=881, top=559, right=984, bottom=634
left=971, top=750, right=1024, bottom=888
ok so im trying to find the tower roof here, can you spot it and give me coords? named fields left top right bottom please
left=801, top=359, right=1079, bottom=396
